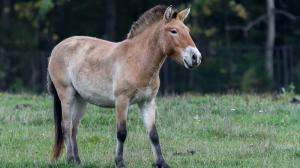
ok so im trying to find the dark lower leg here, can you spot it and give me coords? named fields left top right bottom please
left=115, top=121, right=127, bottom=167
left=72, top=127, right=81, bottom=163
left=63, top=127, right=74, bottom=162
left=149, top=125, right=170, bottom=168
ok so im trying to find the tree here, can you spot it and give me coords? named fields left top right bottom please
left=226, top=0, right=300, bottom=84
left=265, top=0, right=275, bottom=81
left=105, top=0, right=116, bottom=40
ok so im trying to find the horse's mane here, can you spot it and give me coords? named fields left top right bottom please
left=127, top=5, right=176, bottom=39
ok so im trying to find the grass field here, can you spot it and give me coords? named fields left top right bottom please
left=1, top=93, right=300, bottom=167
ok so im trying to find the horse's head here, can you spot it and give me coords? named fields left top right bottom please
left=160, top=6, right=201, bottom=69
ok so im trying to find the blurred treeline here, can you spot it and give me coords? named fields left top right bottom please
left=0, top=0, right=300, bottom=93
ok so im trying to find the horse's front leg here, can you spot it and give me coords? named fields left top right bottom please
left=138, top=99, right=170, bottom=168
left=115, top=96, right=129, bottom=168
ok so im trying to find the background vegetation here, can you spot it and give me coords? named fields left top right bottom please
left=0, top=0, right=300, bottom=93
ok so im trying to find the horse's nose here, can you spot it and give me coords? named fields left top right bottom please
left=192, top=51, right=201, bottom=66
left=183, top=46, right=202, bottom=69
left=192, top=54, right=197, bottom=64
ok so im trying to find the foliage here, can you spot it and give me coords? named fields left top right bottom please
left=279, top=83, right=296, bottom=101
left=229, top=1, right=248, bottom=20
left=241, top=68, right=259, bottom=92
left=189, top=0, right=249, bottom=47
left=0, top=0, right=300, bottom=93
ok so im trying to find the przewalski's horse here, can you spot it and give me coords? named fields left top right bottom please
left=47, top=5, right=201, bottom=168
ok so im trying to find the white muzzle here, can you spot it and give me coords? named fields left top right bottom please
left=182, top=46, right=202, bottom=69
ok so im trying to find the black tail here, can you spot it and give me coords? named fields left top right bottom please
left=47, top=74, right=64, bottom=161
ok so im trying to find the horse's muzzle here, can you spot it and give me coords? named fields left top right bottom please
left=183, top=46, right=202, bottom=69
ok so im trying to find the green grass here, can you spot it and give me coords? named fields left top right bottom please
left=1, top=93, right=300, bottom=167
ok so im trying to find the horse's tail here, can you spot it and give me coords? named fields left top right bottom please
left=47, top=73, right=64, bottom=161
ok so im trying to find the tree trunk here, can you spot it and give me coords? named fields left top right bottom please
left=105, top=0, right=116, bottom=41
left=265, top=0, right=275, bottom=82
left=1, top=0, right=11, bottom=45
left=1, top=0, right=12, bottom=90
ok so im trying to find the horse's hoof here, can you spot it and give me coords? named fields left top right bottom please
left=116, top=162, right=125, bottom=168
left=156, top=162, right=170, bottom=168
left=155, top=162, right=170, bottom=168
left=67, top=156, right=81, bottom=164
left=74, top=157, right=81, bottom=164
left=66, top=156, right=74, bottom=163
left=115, top=157, right=125, bottom=168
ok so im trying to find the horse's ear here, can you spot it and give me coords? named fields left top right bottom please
left=177, top=8, right=190, bottom=21
left=164, top=5, right=174, bottom=22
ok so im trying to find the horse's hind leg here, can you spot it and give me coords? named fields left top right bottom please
left=71, top=95, right=86, bottom=163
left=56, top=86, right=80, bottom=163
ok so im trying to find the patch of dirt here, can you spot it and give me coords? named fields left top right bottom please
left=14, top=104, right=32, bottom=110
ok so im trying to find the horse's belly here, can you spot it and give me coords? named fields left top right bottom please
left=82, top=92, right=115, bottom=107
left=73, top=80, right=115, bottom=107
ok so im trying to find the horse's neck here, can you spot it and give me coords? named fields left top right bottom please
left=128, top=26, right=166, bottom=83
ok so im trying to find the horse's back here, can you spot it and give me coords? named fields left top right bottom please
left=49, top=36, right=115, bottom=78
left=51, top=36, right=116, bottom=58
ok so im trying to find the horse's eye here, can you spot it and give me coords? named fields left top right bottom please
left=170, top=29, right=177, bottom=35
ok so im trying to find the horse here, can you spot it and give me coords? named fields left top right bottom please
left=47, top=5, right=201, bottom=168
